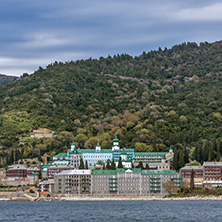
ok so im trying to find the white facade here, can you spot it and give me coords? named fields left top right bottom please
left=82, top=153, right=113, bottom=167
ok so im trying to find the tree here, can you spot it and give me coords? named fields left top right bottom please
left=111, top=158, right=116, bottom=170
left=190, top=169, right=194, bottom=191
left=162, top=180, right=177, bottom=195
left=106, top=159, right=111, bottom=170
left=184, top=148, right=189, bottom=164
left=131, top=162, right=134, bottom=168
left=118, top=157, right=123, bottom=168
left=145, top=163, right=150, bottom=170
left=38, top=168, right=42, bottom=179
left=138, top=161, right=144, bottom=170
left=50, top=151, right=56, bottom=161
left=85, top=160, right=88, bottom=169
left=135, top=142, right=153, bottom=152
left=79, top=157, right=84, bottom=169
left=173, top=149, right=178, bottom=170
left=178, top=150, right=184, bottom=169
left=11, top=149, right=14, bottom=165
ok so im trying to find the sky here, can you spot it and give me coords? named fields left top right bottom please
left=0, top=0, right=222, bottom=77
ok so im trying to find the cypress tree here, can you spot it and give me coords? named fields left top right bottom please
left=184, top=148, right=189, bottom=164
left=145, top=163, right=150, bottom=170
left=79, top=157, right=84, bottom=169
left=106, top=159, right=111, bottom=170
left=10, top=149, right=14, bottom=165
left=190, top=169, right=194, bottom=191
left=38, top=168, right=42, bottom=179
left=111, top=158, right=116, bottom=170
left=85, top=160, right=88, bottom=169
left=196, top=146, right=202, bottom=163
left=118, top=157, right=123, bottom=168
left=173, top=149, right=178, bottom=170
left=138, top=161, right=143, bottom=170
left=178, top=150, right=184, bottom=169
left=208, top=147, right=213, bottom=161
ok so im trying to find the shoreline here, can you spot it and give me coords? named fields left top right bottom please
left=2, top=195, right=222, bottom=201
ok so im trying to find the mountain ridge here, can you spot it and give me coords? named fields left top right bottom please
left=0, top=40, right=222, bottom=167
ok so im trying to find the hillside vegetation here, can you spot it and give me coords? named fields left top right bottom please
left=0, top=74, right=17, bottom=87
left=0, top=41, right=222, bottom=168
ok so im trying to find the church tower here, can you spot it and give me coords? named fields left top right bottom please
left=112, top=138, right=120, bottom=151
left=95, top=143, right=101, bottom=152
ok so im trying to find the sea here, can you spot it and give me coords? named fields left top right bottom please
left=0, top=200, right=221, bottom=222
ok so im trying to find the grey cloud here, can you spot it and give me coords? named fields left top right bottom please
left=0, top=0, right=222, bottom=76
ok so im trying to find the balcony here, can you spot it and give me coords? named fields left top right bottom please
left=109, top=181, right=118, bottom=184
left=150, top=185, right=161, bottom=188
left=109, top=185, right=118, bottom=188
left=150, top=181, right=161, bottom=184
left=150, top=177, right=161, bottom=180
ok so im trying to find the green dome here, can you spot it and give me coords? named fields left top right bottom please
left=113, top=138, right=119, bottom=142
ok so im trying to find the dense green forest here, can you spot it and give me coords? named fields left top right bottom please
left=0, top=41, right=222, bottom=168
left=0, top=74, right=17, bottom=87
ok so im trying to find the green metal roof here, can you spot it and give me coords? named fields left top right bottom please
left=53, top=153, right=68, bottom=157
left=92, top=169, right=178, bottom=175
left=78, top=149, right=112, bottom=153
left=135, top=152, right=167, bottom=156
left=92, top=170, right=116, bottom=175
left=141, top=170, right=179, bottom=175
left=68, top=148, right=79, bottom=154
left=113, top=138, right=119, bottom=142
left=30, top=172, right=39, bottom=176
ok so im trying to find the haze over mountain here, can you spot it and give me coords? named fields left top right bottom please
left=0, top=40, right=222, bottom=166
left=0, top=74, right=17, bottom=87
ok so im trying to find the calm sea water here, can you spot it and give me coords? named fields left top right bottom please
left=0, top=200, right=221, bottom=222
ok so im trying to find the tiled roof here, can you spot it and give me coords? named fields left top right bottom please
left=203, top=162, right=222, bottom=166
left=7, top=165, right=27, bottom=170
left=56, top=169, right=91, bottom=175
left=180, top=166, right=203, bottom=171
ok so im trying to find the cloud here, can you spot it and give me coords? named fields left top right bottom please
left=0, top=0, right=222, bottom=76
left=170, top=3, right=222, bottom=22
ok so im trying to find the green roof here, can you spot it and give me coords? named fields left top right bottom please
left=78, top=149, right=112, bottom=154
left=68, top=148, right=78, bottom=154
left=113, top=138, right=119, bottom=142
left=92, top=170, right=116, bottom=175
left=135, top=152, right=167, bottom=156
left=92, top=169, right=178, bottom=175
left=30, top=172, right=39, bottom=176
left=54, top=153, right=68, bottom=157
left=141, top=170, right=179, bottom=175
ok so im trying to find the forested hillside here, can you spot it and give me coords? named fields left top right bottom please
left=0, top=74, right=17, bottom=87
left=0, top=41, right=222, bottom=168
